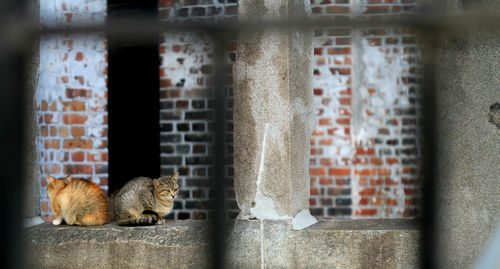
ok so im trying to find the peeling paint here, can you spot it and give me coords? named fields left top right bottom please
left=160, top=33, right=213, bottom=90
left=36, top=34, right=107, bottom=107
left=244, top=123, right=317, bottom=230
left=40, top=0, right=106, bottom=27
left=361, top=39, right=403, bottom=105
left=355, top=38, right=404, bottom=145
left=292, top=209, right=317, bottom=230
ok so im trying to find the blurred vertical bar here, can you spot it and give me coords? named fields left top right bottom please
left=420, top=32, right=438, bottom=269
left=211, top=30, right=227, bottom=269
left=417, top=3, right=446, bottom=268
left=0, top=0, right=26, bottom=268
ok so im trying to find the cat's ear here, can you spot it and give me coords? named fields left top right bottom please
left=171, top=172, right=179, bottom=182
left=64, top=175, right=72, bottom=184
left=153, top=179, right=160, bottom=189
left=47, top=174, right=55, bottom=185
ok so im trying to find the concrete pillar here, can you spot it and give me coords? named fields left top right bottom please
left=233, top=0, right=316, bottom=229
left=434, top=2, right=500, bottom=267
left=435, top=28, right=500, bottom=269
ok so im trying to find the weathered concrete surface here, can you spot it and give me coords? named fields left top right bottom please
left=26, top=219, right=421, bottom=269
left=25, top=220, right=211, bottom=269
left=435, top=27, right=500, bottom=268
left=233, top=0, right=314, bottom=221
left=227, top=219, right=421, bottom=268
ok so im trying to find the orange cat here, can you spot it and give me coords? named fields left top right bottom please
left=47, top=175, right=108, bottom=226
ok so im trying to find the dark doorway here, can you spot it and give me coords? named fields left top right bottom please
left=107, top=0, right=160, bottom=193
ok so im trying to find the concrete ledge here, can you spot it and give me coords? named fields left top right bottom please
left=25, top=219, right=421, bottom=268
left=228, top=219, right=421, bottom=268
left=25, top=220, right=211, bottom=269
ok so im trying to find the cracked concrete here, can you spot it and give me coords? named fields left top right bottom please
left=233, top=0, right=315, bottom=224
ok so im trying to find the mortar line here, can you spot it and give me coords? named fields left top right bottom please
left=287, top=28, right=292, bottom=215
left=260, top=219, right=265, bottom=269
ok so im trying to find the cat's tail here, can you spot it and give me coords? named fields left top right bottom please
left=117, top=215, right=158, bottom=226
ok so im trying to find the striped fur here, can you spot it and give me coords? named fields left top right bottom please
left=117, top=215, right=158, bottom=226
left=113, top=172, right=179, bottom=226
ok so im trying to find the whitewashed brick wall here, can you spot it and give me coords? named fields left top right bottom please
left=37, top=0, right=108, bottom=221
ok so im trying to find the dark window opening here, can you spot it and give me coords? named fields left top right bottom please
left=107, top=0, right=160, bottom=194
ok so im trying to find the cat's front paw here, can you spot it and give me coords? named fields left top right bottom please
left=156, top=218, right=165, bottom=225
left=52, top=218, right=63, bottom=225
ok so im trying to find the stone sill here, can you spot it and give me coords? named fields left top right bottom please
left=310, top=218, right=421, bottom=230
left=25, top=219, right=421, bottom=268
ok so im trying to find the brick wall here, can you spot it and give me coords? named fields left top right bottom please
left=158, top=0, right=238, bottom=21
left=158, top=0, right=238, bottom=219
left=309, top=0, right=421, bottom=218
left=309, top=25, right=354, bottom=218
left=37, top=0, right=108, bottom=222
left=36, top=0, right=420, bottom=221
left=159, top=0, right=421, bottom=219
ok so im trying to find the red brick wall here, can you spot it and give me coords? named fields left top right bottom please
left=309, top=0, right=421, bottom=218
left=37, top=0, right=108, bottom=222
left=309, top=25, right=355, bottom=217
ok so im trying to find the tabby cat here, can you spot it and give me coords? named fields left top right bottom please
left=46, top=175, right=108, bottom=226
left=113, top=172, right=179, bottom=226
